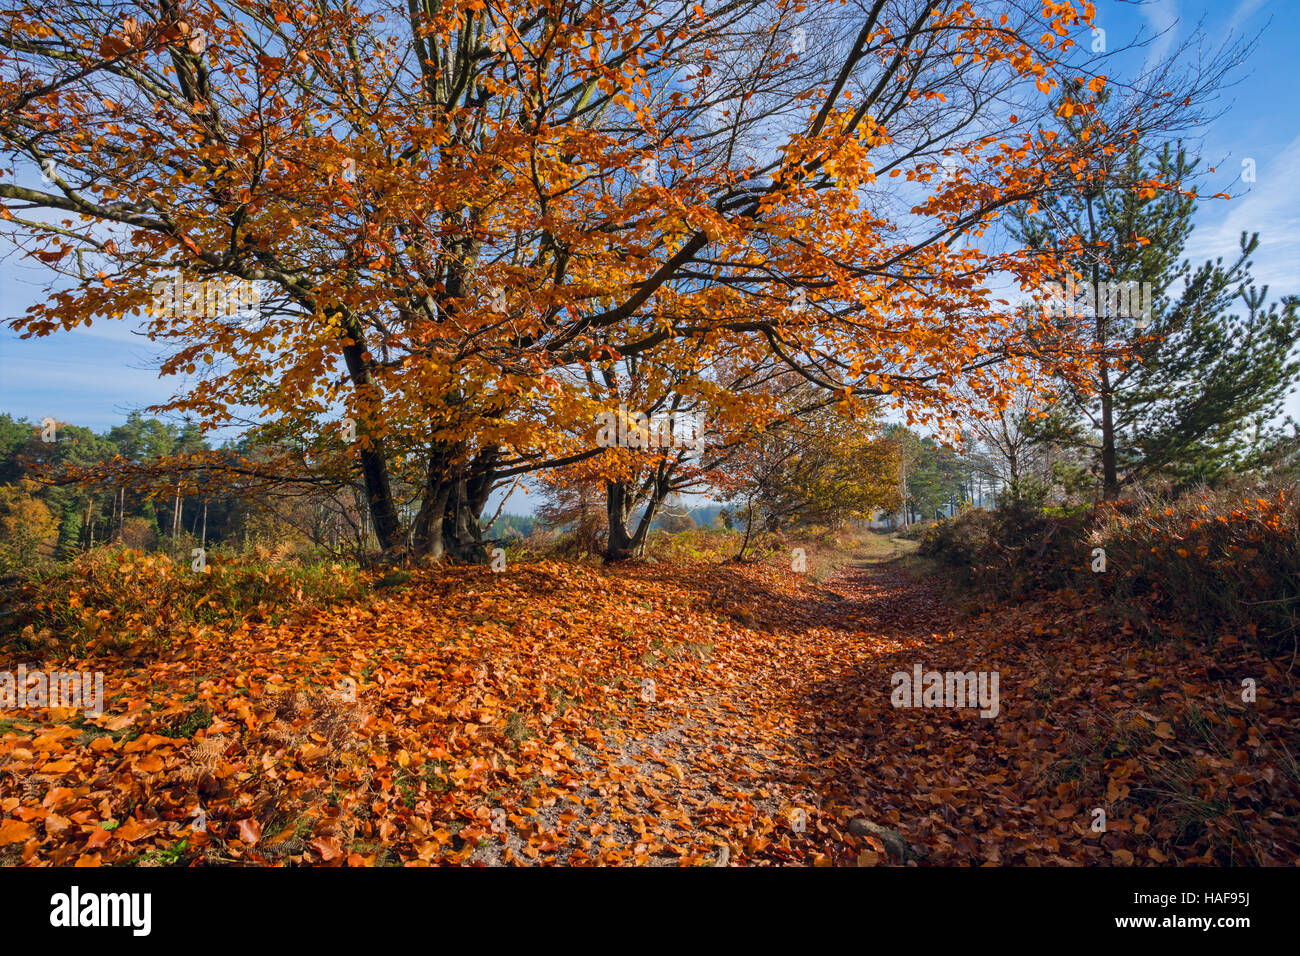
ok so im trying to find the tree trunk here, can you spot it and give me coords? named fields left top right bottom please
left=356, top=444, right=401, bottom=551
left=1100, top=370, right=1119, bottom=499
left=409, top=444, right=496, bottom=562
left=1088, top=199, right=1121, bottom=501
left=735, top=498, right=756, bottom=561
left=630, top=491, right=662, bottom=555
left=336, top=308, right=402, bottom=551
left=605, top=478, right=666, bottom=561
left=605, top=481, right=636, bottom=560
left=898, top=452, right=910, bottom=528
left=172, top=483, right=181, bottom=542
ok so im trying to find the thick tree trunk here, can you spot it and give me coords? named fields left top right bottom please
left=409, top=445, right=496, bottom=562
left=630, top=496, right=661, bottom=554
left=356, top=444, right=401, bottom=552
left=605, top=478, right=665, bottom=561
left=605, top=481, right=636, bottom=560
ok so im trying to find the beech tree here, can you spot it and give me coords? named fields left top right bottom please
left=752, top=410, right=901, bottom=529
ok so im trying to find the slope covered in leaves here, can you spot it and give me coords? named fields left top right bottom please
left=1, top=552, right=1295, bottom=865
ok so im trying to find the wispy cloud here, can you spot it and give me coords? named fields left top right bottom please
left=1185, top=129, right=1300, bottom=425
left=1140, top=0, right=1181, bottom=70
left=1185, top=131, right=1300, bottom=299
left=1227, top=0, right=1270, bottom=35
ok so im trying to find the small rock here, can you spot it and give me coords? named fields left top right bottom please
left=847, top=819, right=919, bottom=862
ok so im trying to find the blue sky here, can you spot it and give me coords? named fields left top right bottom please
left=2, top=0, right=1297, bottom=486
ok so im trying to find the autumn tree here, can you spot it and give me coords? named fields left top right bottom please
left=727, top=380, right=900, bottom=545
left=573, top=344, right=719, bottom=561
left=0, top=477, right=58, bottom=564
left=557, top=342, right=786, bottom=560
left=0, top=416, right=122, bottom=552
left=534, top=466, right=605, bottom=558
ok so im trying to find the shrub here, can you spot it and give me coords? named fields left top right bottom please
left=1, top=546, right=367, bottom=656
left=919, top=499, right=1091, bottom=599
left=1094, top=482, right=1299, bottom=654
left=119, top=516, right=158, bottom=552
left=921, top=478, right=1300, bottom=655
left=894, top=522, right=929, bottom=541
left=645, top=527, right=742, bottom=564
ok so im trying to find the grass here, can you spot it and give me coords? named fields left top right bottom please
left=503, top=711, right=533, bottom=743
left=373, top=569, right=414, bottom=590
left=170, top=705, right=214, bottom=738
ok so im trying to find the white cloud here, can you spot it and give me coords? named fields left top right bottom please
left=1140, top=0, right=1180, bottom=71
left=1185, top=132, right=1300, bottom=298
left=1184, top=129, right=1300, bottom=425
left=1228, top=0, right=1270, bottom=35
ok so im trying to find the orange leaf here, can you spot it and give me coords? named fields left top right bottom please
left=311, top=837, right=343, bottom=861
left=114, top=818, right=162, bottom=842
left=0, top=819, right=35, bottom=845
left=236, top=818, right=262, bottom=845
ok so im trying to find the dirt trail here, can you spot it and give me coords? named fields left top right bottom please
left=474, top=560, right=1000, bottom=866
left=543, top=554, right=1293, bottom=867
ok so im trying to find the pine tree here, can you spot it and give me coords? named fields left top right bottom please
left=1010, top=94, right=1300, bottom=496
left=884, top=426, right=969, bottom=522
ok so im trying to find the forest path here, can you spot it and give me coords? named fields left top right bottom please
left=470, top=559, right=1039, bottom=865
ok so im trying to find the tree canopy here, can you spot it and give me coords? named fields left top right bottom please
left=1, top=0, right=1201, bottom=558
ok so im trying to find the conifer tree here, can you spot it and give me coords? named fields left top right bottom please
left=1010, top=93, right=1299, bottom=496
